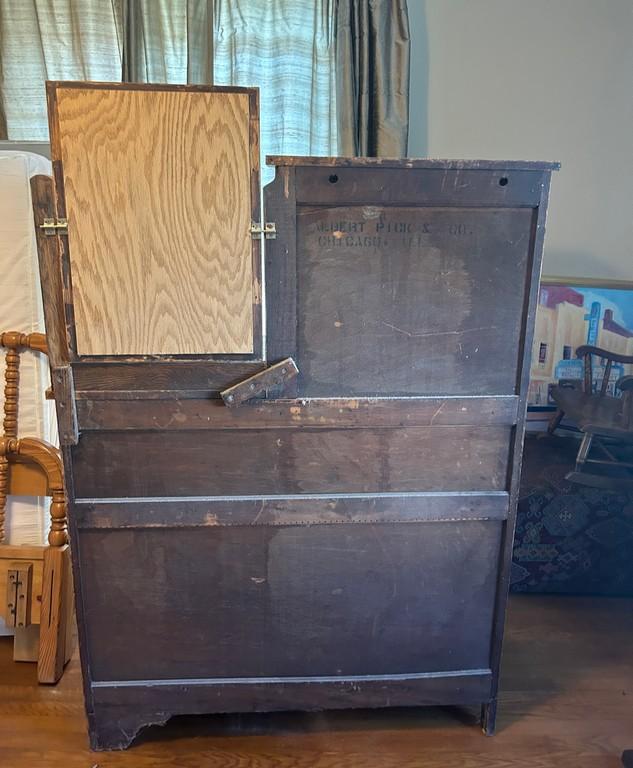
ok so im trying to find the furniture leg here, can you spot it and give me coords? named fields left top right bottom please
left=575, top=432, right=593, bottom=471
left=481, top=699, right=497, bottom=736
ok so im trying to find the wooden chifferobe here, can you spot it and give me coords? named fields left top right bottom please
left=33, top=81, right=557, bottom=749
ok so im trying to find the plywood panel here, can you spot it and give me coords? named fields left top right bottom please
left=53, top=86, right=255, bottom=356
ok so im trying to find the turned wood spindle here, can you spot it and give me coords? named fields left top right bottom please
left=0, top=335, right=21, bottom=544
left=1, top=332, right=52, bottom=545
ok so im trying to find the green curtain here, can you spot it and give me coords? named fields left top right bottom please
left=0, top=0, right=410, bottom=159
left=0, top=0, right=124, bottom=140
left=214, top=0, right=337, bottom=184
left=336, top=0, right=410, bottom=157
left=121, top=0, right=213, bottom=84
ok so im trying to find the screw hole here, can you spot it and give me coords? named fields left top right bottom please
left=328, top=174, right=339, bottom=184
left=499, top=177, right=509, bottom=186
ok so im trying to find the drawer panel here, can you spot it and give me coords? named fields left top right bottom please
left=80, top=520, right=502, bottom=682
left=71, top=425, right=512, bottom=498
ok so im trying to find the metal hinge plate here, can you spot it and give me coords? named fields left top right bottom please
left=250, top=222, right=277, bottom=239
left=40, top=217, right=68, bottom=235
left=6, top=562, right=32, bottom=628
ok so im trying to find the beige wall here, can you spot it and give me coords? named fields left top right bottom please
left=408, top=0, right=633, bottom=280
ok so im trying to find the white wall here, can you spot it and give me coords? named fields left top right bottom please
left=408, top=0, right=633, bottom=280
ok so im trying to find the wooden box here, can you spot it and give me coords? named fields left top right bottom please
left=35, top=82, right=557, bottom=749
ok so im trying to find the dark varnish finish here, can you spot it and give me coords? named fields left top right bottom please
left=35, top=146, right=555, bottom=750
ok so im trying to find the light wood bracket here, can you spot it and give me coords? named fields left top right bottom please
left=220, top=357, right=299, bottom=407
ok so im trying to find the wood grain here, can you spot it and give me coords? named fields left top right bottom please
left=78, top=522, right=501, bottom=682
left=38, top=545, right=73, bottom=684
left=52, top=86, right=255, bottom=356
left=295, top=205, right=534, bottom=396
left=70, top=425, right=512, bottom=498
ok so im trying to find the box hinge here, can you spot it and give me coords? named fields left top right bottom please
left=39, top=217, right=68, bottom=236
left=250, top=221, right=277, bottom=239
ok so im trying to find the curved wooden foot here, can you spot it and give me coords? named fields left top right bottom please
left=481, top=699, right=497, bottom=736
left=89, top=705, right=171, bottom=750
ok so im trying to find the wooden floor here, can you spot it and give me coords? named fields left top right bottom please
left=0, top=595, right=631, bottom=767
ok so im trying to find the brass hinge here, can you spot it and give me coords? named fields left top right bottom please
left=250, top=222, right=277, bottom=239
left=40, top=217, right=68, bottom=236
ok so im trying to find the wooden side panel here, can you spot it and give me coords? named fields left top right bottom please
left=38, top=544, right=73, bottom=684
left=79, top=521, right=501, bottom=681
left=51, top=85, right=256, bottom=356
left=295, top=206, right=534, bottom=396
left=71, top=425, right=512, bottom=498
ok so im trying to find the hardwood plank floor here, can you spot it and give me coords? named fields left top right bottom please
left=0, top=595, right=631, bottom=767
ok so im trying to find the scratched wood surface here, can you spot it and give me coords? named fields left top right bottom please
left=70, top=425, right=512, bottom=498
left=295, top=206, right=534, bottom=396
left=52, top=86, right=254, bottom=356
left=78, top=522, right=501, bottom=681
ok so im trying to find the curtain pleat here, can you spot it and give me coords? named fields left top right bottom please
left=121, top=0, right=213, bottom=84
left=0, top=1, right=410, bottom=160
left=0, top=0, right=124, bottom=140
left=336, top=0, right=410, bottom=157
left=214, top=0, right=337, bottom=184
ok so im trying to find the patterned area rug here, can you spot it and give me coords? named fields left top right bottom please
left=512, top=433, right=633, bottom=595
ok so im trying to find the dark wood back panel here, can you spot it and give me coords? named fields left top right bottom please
left=80, top=521, right=501, bottom=681
left=71, top=425, right=512, bottom=498
left=296, top=205, right=534, bottom=396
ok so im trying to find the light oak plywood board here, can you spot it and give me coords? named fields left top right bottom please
left=53, top=86, right=255, bottom=356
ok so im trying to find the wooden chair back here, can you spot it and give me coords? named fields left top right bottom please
left=0, top=331, right=67, bottom=547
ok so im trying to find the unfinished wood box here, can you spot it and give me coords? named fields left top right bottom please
left=36, top=81, right=557, bottom=750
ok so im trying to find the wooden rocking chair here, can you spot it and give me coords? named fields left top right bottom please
left=0, top=330, right=73, bottom=683
left=548, top=344, right=633, bottom=489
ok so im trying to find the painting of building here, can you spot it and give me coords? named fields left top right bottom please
left=528, top=281, right=633, bottom=406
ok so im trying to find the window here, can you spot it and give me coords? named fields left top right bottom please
left=0, top=1, right=337, bottom=182
left=214, top=1, right=337, bottom=184
left=538, top=343, right=548, bottom=364
left=563, top=345, right=572, bottom=360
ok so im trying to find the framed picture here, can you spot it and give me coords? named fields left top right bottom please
left=528, top=277, right=633, bottom=408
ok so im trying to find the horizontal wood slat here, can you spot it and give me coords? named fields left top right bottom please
left=71, top=426, right=512, bottom=497
left=74, top=491, right=510, bottom=528
left=75, top=396, right=519, bottom=431
left=294, top=167, right=547, bottom=207
left=72, top=361, right=266, bottom=396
